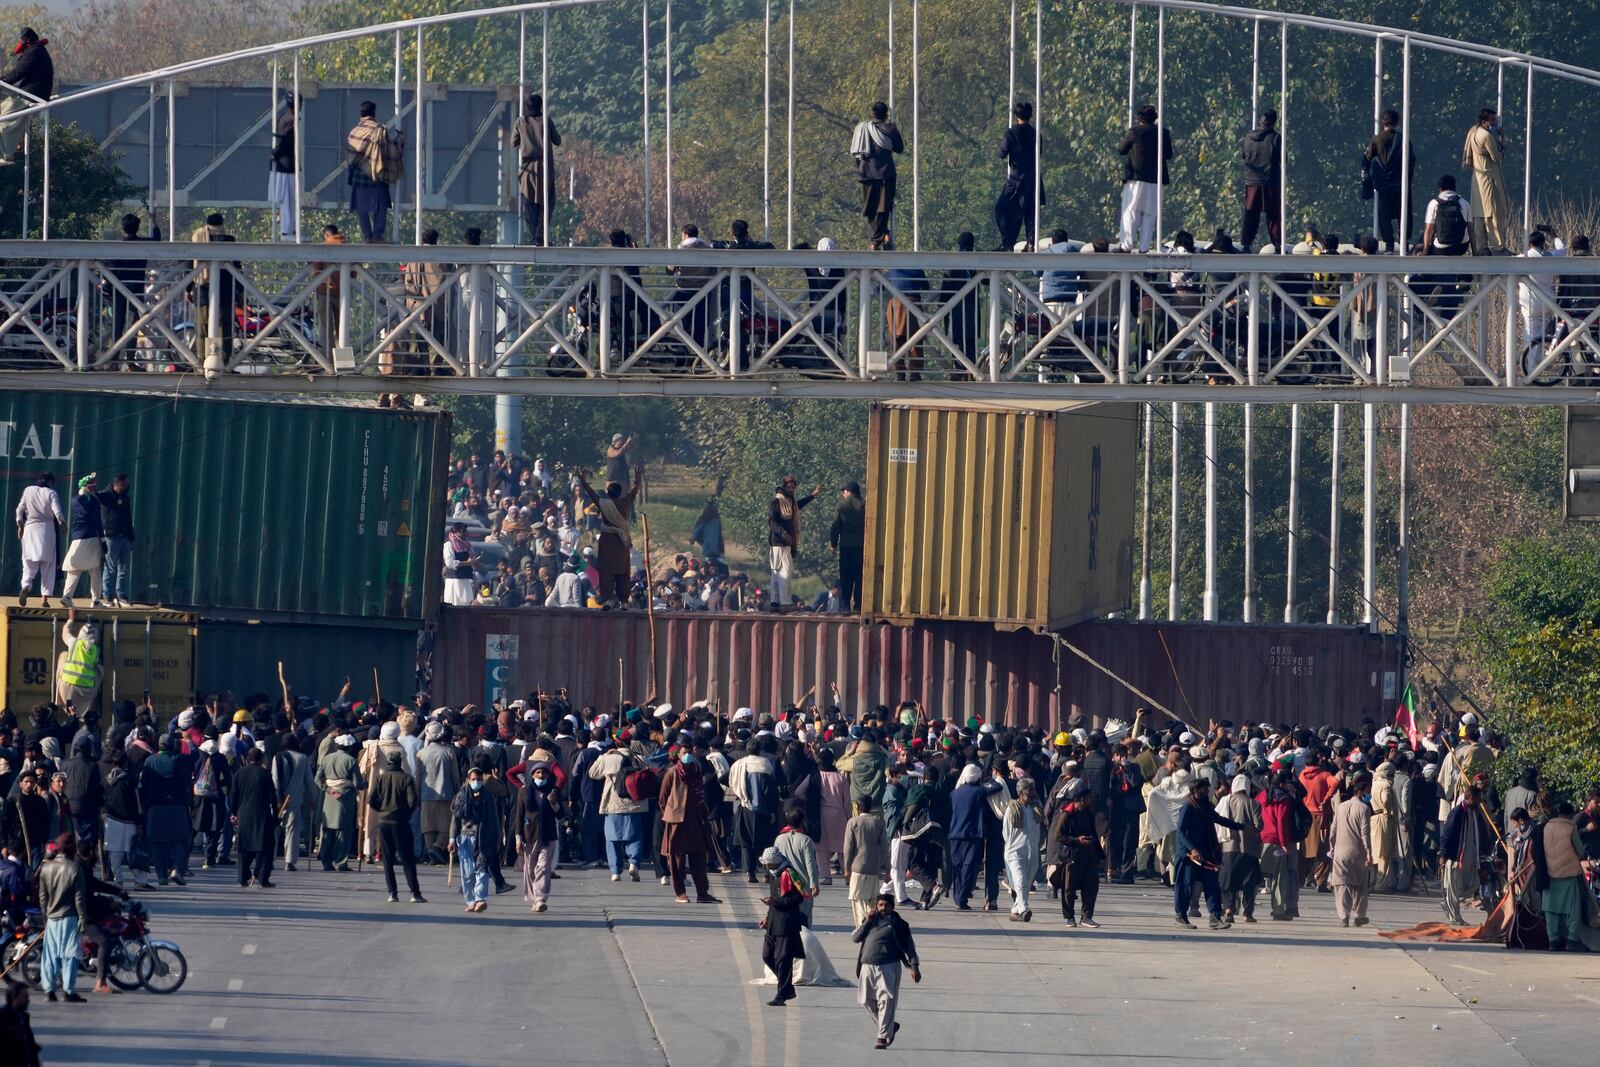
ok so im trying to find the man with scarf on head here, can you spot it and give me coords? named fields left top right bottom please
left=60, top=475, right=105, bottom=608
left=657, top=746, right=721, bottom=905
left=768, top=475, right=821, bottom=612
left=315, top=732, right=361, bottom=872
left=416, top=719, right=460, bottom=863
left=517, top=760, right=562, bottom=911
left=851, top=101, right=904, bottom=243
left=948, top=762, right=1005, bottom=910
left=759, top=845, right=807, bottom=1007
left=575, top=467, right=641, bottom=605
left=1217, top=773, right=1263, bottom=923
left=0, top=28, right=52, bottom=163
left=368, top=746, right=425, bottom=902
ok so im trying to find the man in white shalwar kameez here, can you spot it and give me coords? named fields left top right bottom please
left=15, top=472, right=64, bottom=604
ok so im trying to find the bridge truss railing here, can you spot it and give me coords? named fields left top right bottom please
left=2, top=242, right=1595, bottom=398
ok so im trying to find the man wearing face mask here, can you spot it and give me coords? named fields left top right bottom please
left=517, top=760, right=563, bottom=912
left=450, top=767, right=492, bottom=912
left=658, top=745, right=722, bottom=905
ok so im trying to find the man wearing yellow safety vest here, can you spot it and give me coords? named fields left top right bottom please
left=55, top=607, right=101, bottom=711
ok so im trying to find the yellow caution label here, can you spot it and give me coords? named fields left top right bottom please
left=396, top=521, right=412, bottom=537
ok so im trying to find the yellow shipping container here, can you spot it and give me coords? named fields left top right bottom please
left=863, top=401, right=1136, bottom=631
left=0, top=601, right=196, bottom=716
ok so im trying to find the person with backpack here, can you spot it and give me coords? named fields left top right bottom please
left=191, top=731, right=231, bottom=868
left=588, top=734, right=650, bottom=882
left=1239, top=109, right=1282, bottom=252
left=1363, top=109, right=1413, bottom=253
left=346, top=100, right=400, bottom=242
left=1422, top=174, right=1473, bottom=257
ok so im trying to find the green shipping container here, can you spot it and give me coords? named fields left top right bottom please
left=0, top=389, right=448, bottom=620
left=196, top=617, right=419, bottom=708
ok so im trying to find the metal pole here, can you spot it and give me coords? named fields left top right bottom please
left=1284, top=402, right=1300, bottom=623
left=911, top=0, right=919, bottom=251
left=1400, top=38, right=1411, bottom=254
left=1372, top=38, right=1381, bottom=239
left=415, top=27, right=424, bottom=246
left=887, top=0, right=894, bottom=113
left=271, top=56, right=279, bottom=241
left=40, top=109, right=48, bottom=240
left=166, top=80, right=175, bottom=240
left=1242, top=403, right=1256, bottom=622
left=1398, top=403, right=1411, bottom=661
left=1250, top=20, right=1259, bottom=124
left=1154, top=6, right=1164, bottom=250
left=1033, top=0, right=1041, bottom=248
left=1203, top=402, right=1217, bottom=621
left=293, top=53, right=302, bottom=244
left=762, top=0, right=770, bottom=242
left=1127, top=6, right=1136, bottom=126
left=542, top=11, right=550, bottom=248
left=517, top=14, right=526, bottom=245
left=1523, top=62, right=1533, bottom=235
left=1278, top=21, right=1287, bottom=253
left=1362, top=401, right=1375, bottom=626
left=667, top=0, right=676, bottom=241
left=393, top=32, right=401, bottom=243
left=145, top=84, right=154, bottom=224
left=643, top=0, right=653, bottom=245
left=1326, top=403, right=1343, bottom=624
left=1009, top=0, right=1016, bottom=115
left=1168, top=401, right=1181, bottom=621
left=785, top=0, right=793, bottom=247
left=20, top=127, right=28, bottom=238
left=1140, top=402, right=1153, bottom=620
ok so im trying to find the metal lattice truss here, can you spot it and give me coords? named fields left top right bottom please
left=5, top=241, right=1600, bottom=403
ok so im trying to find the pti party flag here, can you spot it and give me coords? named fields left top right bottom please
left=1393, top=683, right=1419, bottom=749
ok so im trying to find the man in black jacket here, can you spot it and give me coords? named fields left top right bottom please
left=851, top=894, right=921, bottom=1049
left=368, top=749, right=426, bottom=903
left=851, top=101, right=904, bottom=243
left=1117, top=104, right=1173, bottom=252
left=1239, top=110, right=1282, bottom=251
left=828, top=482, right=866, bottom=613
left=994, top=100, right=1042, bottom=249
left=0, top=28, right=52, bottom=163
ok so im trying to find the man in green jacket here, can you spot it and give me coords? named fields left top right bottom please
left=848, top=729, right=890, bottom=810
left=829, top=481, right=867, bottom=613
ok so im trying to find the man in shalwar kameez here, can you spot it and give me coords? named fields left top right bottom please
left=15, top=472, right=63, bottom=605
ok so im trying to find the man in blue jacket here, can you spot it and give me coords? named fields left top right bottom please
left=948, top=763, right=1005, bottom=910
left=1174, top=776, right=1245, bottom=930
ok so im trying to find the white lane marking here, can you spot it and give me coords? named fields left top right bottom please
left=1446, top=963, right=1491, bottom=976
left=241, top=944, right=258, bottom=955
left=226, top=979, right=244, bottom=991
left=244, top=913, right=260, bottom=922
left=209, top=1017, right=227, bottom=1030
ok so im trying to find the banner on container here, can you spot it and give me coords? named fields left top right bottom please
left=485, top=633, right=519, bottom=707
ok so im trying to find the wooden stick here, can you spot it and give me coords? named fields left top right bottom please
left=447, top=845, right=455, bottom=888
left=276, top=660, right=292, bottom=720
left=641, top=513, right=660, bottom=702
left=617, top=657, right=624, bottom=711
left=372, top=666, right=383, bottom=708
left=0, top=932, right=40, bottom=982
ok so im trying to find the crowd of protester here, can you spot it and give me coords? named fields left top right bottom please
left=442, top=435, right=863, bottom=614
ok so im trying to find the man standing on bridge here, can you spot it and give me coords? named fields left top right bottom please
left=1461, top=108, right=1511, bottom=254
left=511, top=93, right=560, bottom=246
left=851, top=102, right=904, bottom=244
left=0, top=28, right=53, bottom=165
left=15, top=472, right=62, bottom=606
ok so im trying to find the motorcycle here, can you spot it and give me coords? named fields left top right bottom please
left=3, top=899, right=188, bottom=994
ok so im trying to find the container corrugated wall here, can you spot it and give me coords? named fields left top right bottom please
left=0, top=602, right=196, bottom=715
left=436, top=609, right=1395, bottom=731
left=863, top=401, right=1135, bottom=631
left=0, top=389, right=448, bottom=620
left=196, top=617, right=419, bottom=707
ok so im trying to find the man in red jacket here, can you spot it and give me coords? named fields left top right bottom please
left=1299, top=755, right=1339, bottom=892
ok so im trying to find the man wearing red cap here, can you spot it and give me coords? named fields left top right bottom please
left=0, top=28, right=52, bottom=164
left=36, top=833, right=87, bottom=1002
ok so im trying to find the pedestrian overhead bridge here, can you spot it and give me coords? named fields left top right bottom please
left=1, top=0, right=1599, bottom=402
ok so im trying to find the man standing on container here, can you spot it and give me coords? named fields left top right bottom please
left=60, top=474, right=103, bottom=608
left=769, top=475, right=821, bottom=612
left=96, top=474, right=133, bottom=608
left=575, top=467, right=641, bottom=607
left=15, top=472, right=62, bottom=606
left=828, top=481, right=866, bottom=614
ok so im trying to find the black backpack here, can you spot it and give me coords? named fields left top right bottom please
left=1433, top=196, right=1468, bottom=247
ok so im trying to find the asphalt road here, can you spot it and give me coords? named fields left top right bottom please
left=26, top=857, right=1600, bottom=1066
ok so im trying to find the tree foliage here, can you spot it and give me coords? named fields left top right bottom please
left=0, top=122, right=138, bottom=238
